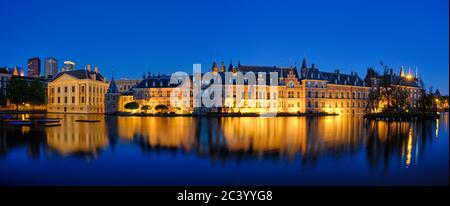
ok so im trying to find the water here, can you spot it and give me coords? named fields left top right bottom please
left=0, top=113, right=448, bottom=186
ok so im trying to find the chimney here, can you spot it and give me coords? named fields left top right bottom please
left=87, top=64, right=91, bottom=72
left=94, top=66, right=99, bottom=74
left=312, top=64, right=316, bottom=69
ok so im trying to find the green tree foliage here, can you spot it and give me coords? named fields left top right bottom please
left=124, top=102, right=140, bottom=110
left=6, top=78, right=29, bottom=110
left=141, top=105, right=151, bottom=112
left=154, top=104, right=168, bottom=112
left=391, top=87, right=409, bottom=112
left=29, top=80, right=46, bottom=106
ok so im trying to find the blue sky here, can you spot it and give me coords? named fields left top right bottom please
left=0, top=0, right=448, bottom=93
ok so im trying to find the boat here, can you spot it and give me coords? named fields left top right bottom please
left=6, top=120, right=32, bottom=126
left=75, top=119, right=100, bottom=123
left=36, top=119, right=61, bottom=124
left=43, top=123, right=61, bottom=127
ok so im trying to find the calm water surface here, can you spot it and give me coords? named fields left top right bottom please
left=0, top=113, right=448, bottom=185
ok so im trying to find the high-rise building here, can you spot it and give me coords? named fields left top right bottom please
left=62, top=61, right=75, bottom=72
left=27, top=57, right=41, bottom=78
left=44, top=57, right=58, bottom=79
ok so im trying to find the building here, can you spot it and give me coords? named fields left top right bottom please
left=364, top=66, right=423, bottom=112
left=0, top=67, right=12, bottom=106
left=27, top=57, right=41, bottom=78
left=105, top=77, right=135, bottom=114
left=44, top=57, right=58, bottom=79
left=61, top=61, right=75, bottom=72
left=12, top=66, right=24, bottom=76
left=115, top=78, right=141, bottom=93
left=0, top=67, right=48, bottom=108
left=104, top=58, right=425, bottom=115
left=47, top=68, right=108, bottom=113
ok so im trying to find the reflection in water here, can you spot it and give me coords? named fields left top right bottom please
left=46, top=114, right=108, bottom=157
left=0, top=113, right=447, bottom=179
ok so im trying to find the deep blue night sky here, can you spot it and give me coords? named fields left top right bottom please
left=0, top=0, right=448, bottom=93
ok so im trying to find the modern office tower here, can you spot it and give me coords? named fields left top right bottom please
left=62, top=61, right=76, bottom=72
left=27, top=57, right=41, bottom=78
left=44, top=57, right=58, bottom=79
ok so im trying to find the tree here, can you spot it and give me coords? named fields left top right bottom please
left=6, top=78, right=29, bottom=110
left=141, top=105, right=151, bottom=113
left=154, top=104, right=168, bottom=113
left=368, top=87, right=381, bottom=113
left=391, top=87, right=409, bottom=112
left=28, top=80, right=46, bottom=108
left=124, top=102, right=140, bottom=111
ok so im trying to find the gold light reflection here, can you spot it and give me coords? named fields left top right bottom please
left=435, top=119, right=439, bottom=138
left=406, top=128, right=413, bottom=168
left=46, top=115, right=108, bottom=156
left=116, top=116, right=197, bottom=151
left=221, top=115, right=364, bottom=159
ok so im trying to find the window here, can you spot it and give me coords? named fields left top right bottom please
left=314, top=102, right=318, bottom=108
left=72, top=86, right=75, bottom=92
left=64, top=97, right=67, bottom=103
left=57, top=87, right=61, bottom=93
left=81, top=97, right=84, bottom=103
left=81, top=86, right=85, bottom=92
left=64, top=87, right=68, bottom=93
left=315, top=92, right=318, bottom=98
left=72, top=96, right=75, bottom=103
left=57, top=97, right=60, bottom=103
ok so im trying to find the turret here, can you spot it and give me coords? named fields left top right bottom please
left=220, top=61, right=226, bottom=72
left=211, top=60, right=218, bottom=72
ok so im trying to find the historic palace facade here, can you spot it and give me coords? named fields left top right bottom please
left=48, top=68, right=109, bottom=113
left=105, top=58, right=423, bottom=115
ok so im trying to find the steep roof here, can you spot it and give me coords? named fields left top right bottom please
left=107, top=78, right=119, bottom=93
left=322, top=71, right=366, bottom=86
left=236, top=64, right=299, bottom=79
left=0, top=67, right=11, bottom=74
left=52, top=70, right=105, bottom=82
left=135, top=75, right=187, bottom=88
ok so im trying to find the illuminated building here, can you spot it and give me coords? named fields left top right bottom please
left=365, top=66, right=423, bottom=111
left=47, top=67, right=108, bottom=113
left=62, top=60, right=76, bottom=72
left=115, top=78, right=141, bottom=93
left=104, top=58, right=426, bottom=115
left=27, top=57, right=41, bottom=78
left=44, top=57, right=58, bottom=79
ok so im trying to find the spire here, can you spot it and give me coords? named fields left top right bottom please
left=220, top=60, right=226, bottom=72
left=107, top=77, right=119, bottom=93
left=400, top=66, right=405, bottom=77
left=212, top=60, right=218, bottom=72
left=228, top=62, right=236, bottom=72
left=415, top=66, right=419, bottom=78
left=301, top=58, right=307, bottom=70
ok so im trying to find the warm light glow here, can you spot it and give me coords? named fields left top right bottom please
left=406, top=74, right=413, bottom=80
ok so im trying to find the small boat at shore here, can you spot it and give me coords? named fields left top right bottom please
left=44, top=123, right=61, bottom=127
left=36, top=119, right=61, bottom=124
left=6, top=120, right=32, bottom=126
left=75, top=119, right=100, bottom=123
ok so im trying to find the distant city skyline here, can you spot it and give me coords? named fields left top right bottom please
left=0, top=0, right=448, bottom=93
